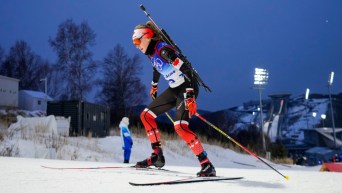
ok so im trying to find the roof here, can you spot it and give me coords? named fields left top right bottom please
left=19, top=90, right=53, bottom=101
left=0, top=75, right=20, bottom=82
left=268, top=93, right=292, bottom=98
left=302, top=127, right=342, bottom=148
left=302, top=127, right=342, bottom=133
left=306, top=147, right=334, bottom=154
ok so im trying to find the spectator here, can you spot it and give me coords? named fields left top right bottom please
left=119, top=117, right=133, bottom=163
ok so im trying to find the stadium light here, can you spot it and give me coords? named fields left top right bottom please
left=254, top=68, right=269, bottom=85
left=321, top=114, right=326, bottom=127
left=305, top=88, right=310, bottom=100
left=305, top=88, right=310, bottom=129
left=321, top=114, right=326, bottom=119
left=328, top=71, right=337, bottom=148
left=253, top=68, right=269, bottom=152
left=312, top=112, right=317, bottom=117
left=329, top=71, right=334, bottom=85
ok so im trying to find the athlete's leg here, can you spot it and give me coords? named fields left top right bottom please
left=173, top=86, right=216, bottom=176
left=140, top=88, right=176, bottom=143
left=137, top=88, right=176, bottom=168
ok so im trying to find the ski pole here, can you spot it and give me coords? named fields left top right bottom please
left=194, top=112, right=289, bottom=180
left=165, top=112, right=174, bottom=123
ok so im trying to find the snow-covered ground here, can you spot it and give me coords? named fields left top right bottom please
left=1, top=156, right=341, bottom=193
left=1, top=115, right=342, bottom=192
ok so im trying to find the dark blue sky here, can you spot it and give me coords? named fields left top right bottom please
left=1, top=0, right=341, bottom=111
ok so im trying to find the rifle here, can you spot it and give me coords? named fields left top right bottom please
left=140, top=4, right=212, bottom=93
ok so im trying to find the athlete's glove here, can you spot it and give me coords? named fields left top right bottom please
left=184, top=88, right=197, bottom=118
left=150, top=82, right=158, bottom=100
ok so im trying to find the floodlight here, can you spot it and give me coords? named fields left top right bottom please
left=329, top=71, right=334, bottom=85
left=305, top=88, right=310, bottom=100
left=253, top=67, right=269, bottom=152
left=254, top=68, right=269, bottom=85
left=327, top=71, right=337, bottom=148
left=321, top=114, right=326, bottom=119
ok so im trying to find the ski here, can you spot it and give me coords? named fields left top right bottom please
left=41, top=165, right=185, bottom=174
left=129, top=176, right=243, bottom=186
left=41, top=165, right=124, bottom=170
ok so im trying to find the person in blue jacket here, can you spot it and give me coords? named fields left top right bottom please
left=119, top=117, right=133, bottom=163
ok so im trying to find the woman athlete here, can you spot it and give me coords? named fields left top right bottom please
left=132, top=22, right=216, bottom=177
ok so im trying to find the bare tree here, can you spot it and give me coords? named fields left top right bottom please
left=46, top=67, right=65, bottom=100
left=1, top=40, right=51, bottom=90
left=97, top=44, right=146, bottom=119
left=49, top=19, right=97, bottom=100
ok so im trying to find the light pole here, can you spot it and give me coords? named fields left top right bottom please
left=254, top=68, right=269, bottom=152
left=328, top=71, right=337, bottom=148
left=312, top=112, right=317, bottom=129
left=40, top=77, right=47, bottom=96
left=40, top=77, right=48, bottom=111
left=321, top=114, right=326, bottom=128
left=305, top=88, right=310, bottom=129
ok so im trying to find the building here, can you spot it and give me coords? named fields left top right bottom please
left=47, top=100, right=110, bottom=137
left=0, top=75, right=20, bottom=108
left=302, top=127, right=342, bottom=148
left=19, top=90, right=53, bottom=111
left=287, top=127, right=342, bottom=166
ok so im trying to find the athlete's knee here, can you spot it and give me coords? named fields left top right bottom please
left=174, top=120, right=190, bottom=137
left=140, top=108, right=151, bottom=120
left=140, top=109, right=147, bottom=121
left=140, top=108, right=157, bottom=123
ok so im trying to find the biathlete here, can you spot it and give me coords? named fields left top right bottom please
left=132, top=21, right=216, bottom=177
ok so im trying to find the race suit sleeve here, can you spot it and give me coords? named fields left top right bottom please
left=152, top=67, right=161, bottom=84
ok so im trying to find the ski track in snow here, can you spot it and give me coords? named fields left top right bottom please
left=1, top=156, right=342, bottom=193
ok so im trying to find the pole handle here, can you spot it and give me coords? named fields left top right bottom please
left=139, top=4, right=146, bottom=11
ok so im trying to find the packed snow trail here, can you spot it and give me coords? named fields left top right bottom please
left=1, top=157, right=342, bottom=193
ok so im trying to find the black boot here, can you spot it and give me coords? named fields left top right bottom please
left=123, top=160, right=129, bottom=163
left=197, top=151, right=216, bottom=177
left=136, top=142, right=165, bottom=168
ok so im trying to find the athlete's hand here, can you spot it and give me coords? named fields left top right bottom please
left=150, top=83, right=158, bottom=100
left=184, top=88, right=197, bottom=118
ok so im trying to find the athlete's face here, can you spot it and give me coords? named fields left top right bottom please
left=135, top=36, right=151, bottom=54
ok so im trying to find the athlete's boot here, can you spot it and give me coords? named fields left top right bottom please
left=196, top=151, right=216, bottom=177
left=136, top=143, right=165, bottom=168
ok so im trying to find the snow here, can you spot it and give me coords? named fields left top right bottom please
left=234, top=98, right=330, bottom=144
left=1, top=116, right=342, bottom=193
left=19, top=90, right=53, bottom=101
left=1, top=156, right=341, bottom=193
left=286, top=98, right=329, bottom=140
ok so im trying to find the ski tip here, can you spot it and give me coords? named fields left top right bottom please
left=285, top=175, right=290, bottom=180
